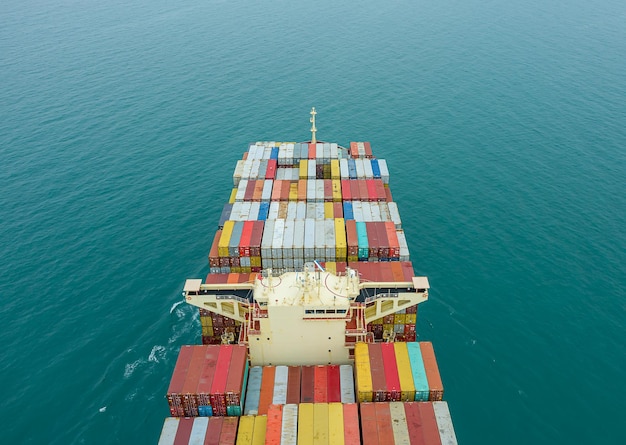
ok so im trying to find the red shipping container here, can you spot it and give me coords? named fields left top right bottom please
left=366, top=179, right=377, bottom=202
left=250, top=221, right=264, bottom=257
left=257, top=365, right=275, bottom=415
left=375, top=403, right=395, bottom=445
left=375, top=179, right=386, bottom=202
left=219, top=417, right=239, bottom=445
left=314, top=365, right=328, bottom=403
left=197, top=346, right=220, bottom=407
left=380, top=262, right=394, bottom=283
left=385, top=222, right=400, bottom=258
left=359, top=403, right=379, bottom=445
left=335, top=262, right=347, bottom=274
left=377, top=222, right=389, bottom=259
left=341, top=179, right=351, bottom=201
left=343, top=403, right=361, bottom=445
left=327, top=365, right=341, bottom=403
left=358, top=180, right=369, bottom=201
left=244, top=179, right=255, bottom=201
left=390, top=262, right=404, bottom=283
left=308, top=143, right=316, bottom=159
left=238, top=222, right=252, bottom=257
left=322, top=179, right=331, bottom=202
left=300, top=365, right=315, bottom=403
left=224, top=345, right=247, bottom=407
left=349, top=142, right=358, bottom=158
left=281, top=181, right=290, bottom=201
left=419, top=342, right=444, bottom=401
left=286, top=366, right=301, bottom=404
left=417, top=402, right=443, bottom=445
left=368, top=343, right=387, bottom=402
left=333, top=202, right=343, bottom=218
left=181, top=346, right=207, bottom=416
left=364, top=142, right=373, bottom=158
left=266, top=159, right=277, bottom=180
left=205, top=417, right=224, bottom=445
left=366, top=223, right=379, bottom=259
left=298, top=179, right=307, bottom=201
left=401, top=261, right=415, bottom=282
left=346, top=220, right=358, bottom=257
left=265, top=404, right=284, bottom=445
left=173, top=417, right=194, bottom=444
left=167, top=345, right=194, bottom=416
left=209, top=230, right=222, bottom=268
left=381, top=343, right=401, bottom=401
left=271, top=180, right=282, bottom=201
left=350, top=180, right=360, bottom=201
left=403, top=402, right=427, bottom=445
left=209, top=345, right=233, bottom=416
left=385, top=186, right=393, bottom=203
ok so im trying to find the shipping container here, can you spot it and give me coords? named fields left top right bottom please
left=281, top=404, right=299, bottom=445
left=252, top=414, right=267, bottom=445
left=359, top=403, right=378, bottom=445
left=381, top=342, right=402, bottom=401
left=265, top=404, right=283, bottom=445
left=420, top=342, right=444, bottom=401
left=244, top=367, right=262, bottom=415
left=328, top=402, right=345, bottom=445
left=272, top=365, right=288, bottom=405
left=313, top=402, right=329, bottom=445
left=298, top=403, right=314, bottom=445
left=257, top=365, right=275, bottom=415
left=433, top=401, right=458, bottom=445
left=286, top=366, right=301, bottom=404
left=354, top=343, right=373, bottom=402
left=301, top=365, right=315, bottom=403
left=343, top=403, right=360, bottom=445
left=406, top=342, right=429, bottom=401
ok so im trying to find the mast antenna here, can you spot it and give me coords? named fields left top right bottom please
left=310, top=107, right=317, bottom=143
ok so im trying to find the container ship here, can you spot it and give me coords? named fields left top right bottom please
left=158, top=109, right=458, bottom=444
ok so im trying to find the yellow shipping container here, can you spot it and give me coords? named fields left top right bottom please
left=347, top=255, right=359, bottom=262
left=250, top=256, right=261, bottom=267
left=313, top=403, right=329, bottom=445
left=200, top=316, right=213, bottom=327
left=325, top=262, right=336, bottom=275
left=323, top=164, right=331, bottom=178
left=354, top=343, right=373, bottom=402
left=299, top=160, right=308, bottom=179
left=229, top=188, right=237, bottom=204
left=383, top=323, right=394, bottom=334
left=394, top=313, right=406, bottom=324
left=371, top=318, right=383, bottom=325
left=332, top=179, right=342, bottom=202
left=330, top=160, right=340, bottom=179
left=219, top=221, right=235, bottom=257
left=334, top=218, right=347, bottom=260
left=289, top=183, right=298, bottom=201
left=394, top=342, right=416, bottom=401
left=406, top=314, right=417, bottom=324
left=252, top=415, right=267, bottom=445
left=328, top=403, right=345, bottom=445
left=202, top=326, right=214, bottom=336
left=298, top=403, right=314, bottom=445
left=236, top=415, right=255, bottom=445
left=324, top=202, right=334, bottom=219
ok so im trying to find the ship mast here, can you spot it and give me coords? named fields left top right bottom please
left=310, top=107, right=317, bottom=143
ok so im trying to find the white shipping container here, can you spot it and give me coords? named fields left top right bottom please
left=236, top=179, right=248, bottom=202
left=240, top=202, right=252, bottom=221
left=323, top=143, right=330, bottom=163
left=364, top=159, right=374, bottom=179
left=306, top=202, right=316, bottom=220
left=315, top=180, right=324, bottom=202
left=233, top=160, right=244, bottom=186
left=231, top=202, right=243, bottom=221
left=249, top=202, right=260, bottom=221
left=283, top=220, right=295, bottom=258
left=325, top=219, right=335, bottom=260
left=276, top=168, right=284, bottom=181
left=388, top=402, right=411, bottom=444
left=263, top=146, right=272, bottom=160
left=308, top=159, right=316, bottom=179
left=362, top=201, right=372, bottom=222
left=316, top=143, right=323, bottom=160
left=268, top=201, right=280, bottom=220
left=378, top=159, right=390, bottom=184
left=273, top=366, right=289, bottom=405
left=242, top=159, right=252, bottom=179
left=272, top=219, right=285, bottom=259
left=340, top=365, right=356, bottom=403
left=293, top=220, right=305, bottom=260
left=262, top=180, right=273, bottom=202
left=281, top=404, right=299, bottom=445
left=307, top=180, right=316, bottom=202
left=251, top=159, right=261, bottom=180
left=353, top=201, right=363, bottom=222
left=304, top=219, right=316, bottom=259
left=355, top=158, right=365, bottom=179
left=330, top=143, right=338, bottom=159
left=315, top=219, right=325, bottom=259
left=340, top=159, right=349, bottom=179
left=388, top=201, right=402, bottom=229
left=287, top=201, right=297, bottom=220
left=379, top=202, right=391, bottom=222
left=286, top=144, right=294, bottom=164
left=370, top=202, right=381, bottom=222
left=296, top=202, right=306, bottom=220
left=315, top=202, right=325, bottom=220
left=157, top=418, right=179, bottom=445
left=397, top=230, right=410, bottom=261
left=357, top=142, right=366, bottom=157
left=433, top=402, right=459, bottom=445
left=240, top=256, right=251, bottom=267
left=261, top=220, right=275, bottom=259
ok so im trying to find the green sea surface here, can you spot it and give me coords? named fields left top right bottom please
left=1, top=0, right=625, bottom=443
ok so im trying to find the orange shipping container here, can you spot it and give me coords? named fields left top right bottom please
left=420, top=342, right=444, bottom=401
left=257, top=365, right=275, bottom=415
left=342, top=403, right=361, bottom=445
left=264, top=404, right=283, bottom=445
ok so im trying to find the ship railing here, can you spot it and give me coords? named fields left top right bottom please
left=214, top=294, right=249, bottom=304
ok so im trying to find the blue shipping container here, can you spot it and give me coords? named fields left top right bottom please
left=407, top=342, right=430, bottom=401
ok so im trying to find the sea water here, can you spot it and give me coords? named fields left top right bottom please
left=1, top=0, right=625, bottom=443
